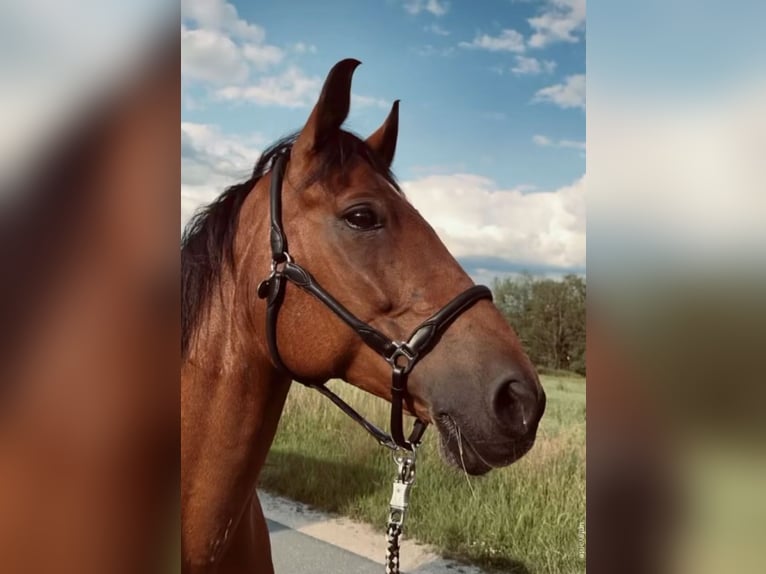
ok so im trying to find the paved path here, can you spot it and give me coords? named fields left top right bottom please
left=261, top=490, right=484, bottom=574
left=268, top=518, right=382, bottom=574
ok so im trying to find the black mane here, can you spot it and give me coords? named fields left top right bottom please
left=181, top=129, right=401, bottom=357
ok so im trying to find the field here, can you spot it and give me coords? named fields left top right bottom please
left=258, top=374, right=586, bottom=574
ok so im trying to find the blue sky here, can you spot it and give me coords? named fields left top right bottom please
left=181, top=0, right=586, bottom=280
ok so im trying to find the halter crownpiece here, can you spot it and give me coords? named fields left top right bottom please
left=257, top=147, right=493, bottom=451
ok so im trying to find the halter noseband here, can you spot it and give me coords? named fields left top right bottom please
left=256, top=148, right=493, bottom=451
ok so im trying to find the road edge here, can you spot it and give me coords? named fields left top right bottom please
left=259, top=489, right=484, bottom=573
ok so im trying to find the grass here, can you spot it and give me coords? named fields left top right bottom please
left=258, top=374, right=585, bottom=574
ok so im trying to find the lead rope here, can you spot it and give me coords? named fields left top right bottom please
left=385, top=448, right=417, bottom=574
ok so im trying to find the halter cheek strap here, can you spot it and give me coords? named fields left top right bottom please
left=257, top=148, right=492, bottom=451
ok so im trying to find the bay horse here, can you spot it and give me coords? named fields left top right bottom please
left=181, top=59, right=546, bottom=573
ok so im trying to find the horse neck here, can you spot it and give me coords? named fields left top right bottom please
left=182, top=183, right=292, bottom=483
left=183, top=261, right=290, bottom=396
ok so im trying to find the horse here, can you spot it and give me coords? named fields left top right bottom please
left=181, top=58, right=546, bottom=574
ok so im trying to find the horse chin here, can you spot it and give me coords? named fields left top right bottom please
left=433, top=415, right=493, bottom=476
left=433, top=414, right=535, bottom=476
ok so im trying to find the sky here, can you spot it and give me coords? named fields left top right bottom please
left=587, top=0, right=765, bottom=275
left=181, top=0, right=586, bottom=282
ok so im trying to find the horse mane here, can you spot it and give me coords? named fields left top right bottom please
left=181, top=129, right=401, bottom=357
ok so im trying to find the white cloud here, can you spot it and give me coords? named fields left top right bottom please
left=559, top=139, right=586, bottom=150
left=292, top=42, right=318, bottom=54
left=182, top=0, right=290, bottom=90
left=403, top=173, right=585, bottom=268
left=181, top=26, right=249, bottom=84
left=424, top=23, right=450, bottom=36
left=211, top=71, right=389, bottom=111
left=528, top=0, right=586, bottom=48
left=242, top=43, right=284, bottom=70
left=181, top=122, right=264, bottom=227
left=533, top=134, right=585, bottom=150
left=511, top=55, right=557, bottom=75
left=182, top=0, right=265, bottom=41
left=460, top=29, right=526, bottom=53
left=403, top=0, right=449, bottom=16
left=352, top=94, right=390, bottom=109
left=533, top=74, right=585, bottom=110
left=214, top=66, right=321, bottom=108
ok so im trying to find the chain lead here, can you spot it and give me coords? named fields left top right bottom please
left=385, top=448, right=417, bottom=574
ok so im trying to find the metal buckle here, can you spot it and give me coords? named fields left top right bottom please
left=388, top=448, right=417, bottom=526
left=386, top=342, right=417, bottom=372
left=257, top=252, right=294, bottom=300
left=269, top=251, right=293, bottom=275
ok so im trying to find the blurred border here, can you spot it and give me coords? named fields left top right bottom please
left=587, top=1, right=766, bottom=572
left=1, top=2, right=179, bottom=573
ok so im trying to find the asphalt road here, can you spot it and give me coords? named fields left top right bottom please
left=268, top=519, right=382, bottom=574
left=262, top=491, right=483, bottom=574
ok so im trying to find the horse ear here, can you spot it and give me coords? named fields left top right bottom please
left=365, top=100, right=399, bottom=168
left=293, top=58, right=361, bottom=157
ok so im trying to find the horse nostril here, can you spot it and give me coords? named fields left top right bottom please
left=491, top=377, right=540, bottom=435
left=492, top=381, right=514, bottom=419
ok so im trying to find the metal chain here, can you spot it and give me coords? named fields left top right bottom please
left=385, top=522, right=403, bottom=574
left=385, top=449, right=417, bottom=574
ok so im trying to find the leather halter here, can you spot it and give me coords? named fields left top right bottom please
left=257, top=148, right=493, bottom=451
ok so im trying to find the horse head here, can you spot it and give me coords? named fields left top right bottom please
left=240, top=59, right=546, bottom=474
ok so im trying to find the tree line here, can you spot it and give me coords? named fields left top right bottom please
left=492, top=273, right=585, bottom=376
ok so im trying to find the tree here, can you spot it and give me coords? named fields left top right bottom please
left=492, top=273, right=585, bottom=375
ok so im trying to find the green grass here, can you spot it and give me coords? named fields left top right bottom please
left=258, top=375, right=585, bottom=574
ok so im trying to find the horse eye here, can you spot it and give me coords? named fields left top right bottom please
left=343, top=207, right=381, bottom=230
